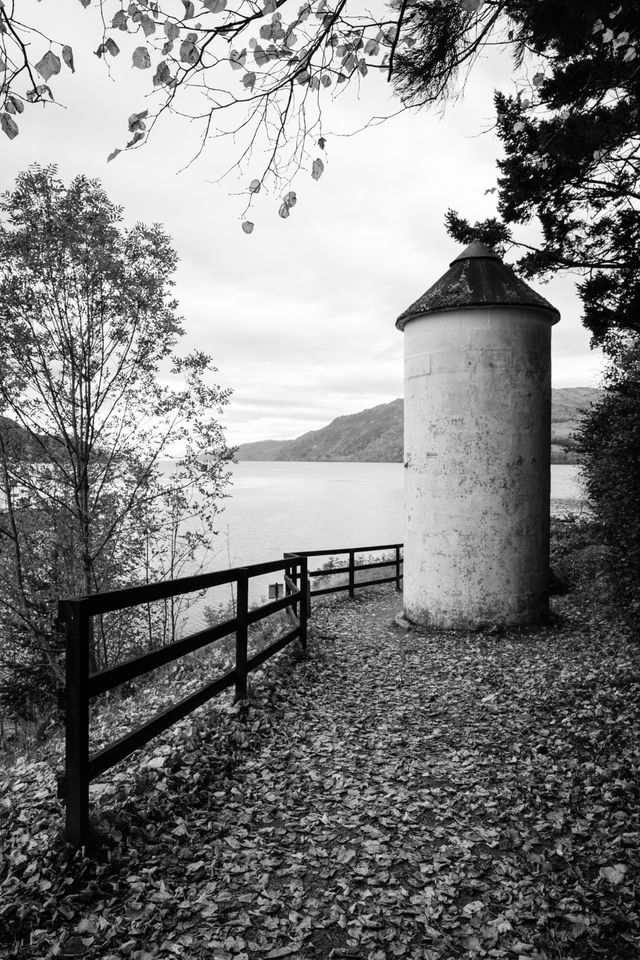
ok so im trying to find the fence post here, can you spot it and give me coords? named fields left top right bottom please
left=348, top=550, right=355, bottom=599
left=235, top=570, right=249, bottom=702
left=299, top=556, right=309, bottom=650
left=395, top=545, right=402, bottom=592
left=62, top=599, right=91, bottom=846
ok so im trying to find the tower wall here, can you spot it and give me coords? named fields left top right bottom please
left=403, top=305, right=553, bottom=628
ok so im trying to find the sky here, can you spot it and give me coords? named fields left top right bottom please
left=2, top=2, right=605, bottom=447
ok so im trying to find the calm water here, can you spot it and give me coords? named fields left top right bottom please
left=218, top=461, right=584, bottom=562
left=165, top=461, right=585, bottom=627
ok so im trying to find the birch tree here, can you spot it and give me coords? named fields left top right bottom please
left=0, top=165, right=233, bottom=716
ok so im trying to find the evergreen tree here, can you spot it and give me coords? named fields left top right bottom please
left=426, top=1, right=639, bottom=343
left=578, top=336, right=640, bottom=629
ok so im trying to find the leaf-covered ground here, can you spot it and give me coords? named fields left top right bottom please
left=1, top=583, right=639, bottom=959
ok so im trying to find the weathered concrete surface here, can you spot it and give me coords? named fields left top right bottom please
left=402, top=305, right=555, bottom=628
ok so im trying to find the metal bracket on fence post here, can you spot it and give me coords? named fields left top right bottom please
left=348, top=550, right=355, bottom=599
left=62, top=599, right=90, bottom=846
left=395, top=545, right=402, bottom=592
left=235, top=570, right=249, bottom=702
left=299, top=556, right=309, bottom=650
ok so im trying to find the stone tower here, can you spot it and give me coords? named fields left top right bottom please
left=396, top=240, right=560, bottom=629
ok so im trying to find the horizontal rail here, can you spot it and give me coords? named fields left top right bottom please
left=286, top=543, right=402, bottom=558
left=353, top=574, right=401, bottom=590
left=60, top=543, right=401, bottom=844
left=309, top=574, right=402, bottom=599
left=308, top=566, right=347, bottom=578
left=71, top=568, right=247, bottom=616
left=309, top=583, right=349, bottom=598
left=246, top=626, right=300, bottom=672
left=63, top=556, right=305, bottom=617
left=309, top=557, right=402, bottom=578
left=352, top=558, right=402, bottom=573
left=88, top=617, right=237, bottom=697
left=248, top=557, right=304, bottom=577
left=246, top=589, right=301, bottom=626
left=87, top=668, right=237, bottom=782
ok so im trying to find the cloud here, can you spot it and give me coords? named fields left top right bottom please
left=5, top=3, right=602, bottom=449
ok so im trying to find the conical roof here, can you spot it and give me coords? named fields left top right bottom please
left=396, top=240, right=560, bottom=330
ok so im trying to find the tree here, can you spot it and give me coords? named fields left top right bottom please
left=2, top=2, right=636, bottom=319
left=399, top=3, right=640, bottom=607
left=0, top=165, right=234, bottom=716
left=0, top=0, right=405, bottom=226
left=396, top=0, right=639, bottom=345
left=394, top=0, right=640, bottom=627
left=577, top=334, right=640, bottom=630
left=0, top=1, right=520, bottom=225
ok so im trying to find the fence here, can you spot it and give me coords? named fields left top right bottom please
left=284, top=543, right=403, bottom=603
left=57, top=543, right=402, bottom=844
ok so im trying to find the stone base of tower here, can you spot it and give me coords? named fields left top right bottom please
left=402, top=589, right=549, bottom=631
left=403, top=567, right=549, bottom=630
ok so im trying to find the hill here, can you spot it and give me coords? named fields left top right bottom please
left=237, top=389, right=602, bottom=464
left=0, top=416, right=65, bottom=461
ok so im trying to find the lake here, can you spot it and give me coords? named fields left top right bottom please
left=166, top=461, right=587, bottom=628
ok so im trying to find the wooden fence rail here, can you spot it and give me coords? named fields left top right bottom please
left=284, top=543, right=403, bottom=604
left=57, top=542, right=401, bottom=844
left=57, top=555, right=307, bottom=845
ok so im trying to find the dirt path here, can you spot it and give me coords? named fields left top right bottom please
left=3, top=586, right=639, bottom=959
left=163, top=586, right=638, bottom=960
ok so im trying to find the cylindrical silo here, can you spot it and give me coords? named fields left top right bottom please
left=396, top=240, right=560, bottom=629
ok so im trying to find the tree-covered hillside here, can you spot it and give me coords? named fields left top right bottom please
left=237, top=389, right=602, bottom=464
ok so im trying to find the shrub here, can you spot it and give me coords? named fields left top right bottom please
left=577, top=335, right=640, bottom=631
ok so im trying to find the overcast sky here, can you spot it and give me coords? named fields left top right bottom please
left=3, top=2, right=604, bottom=446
